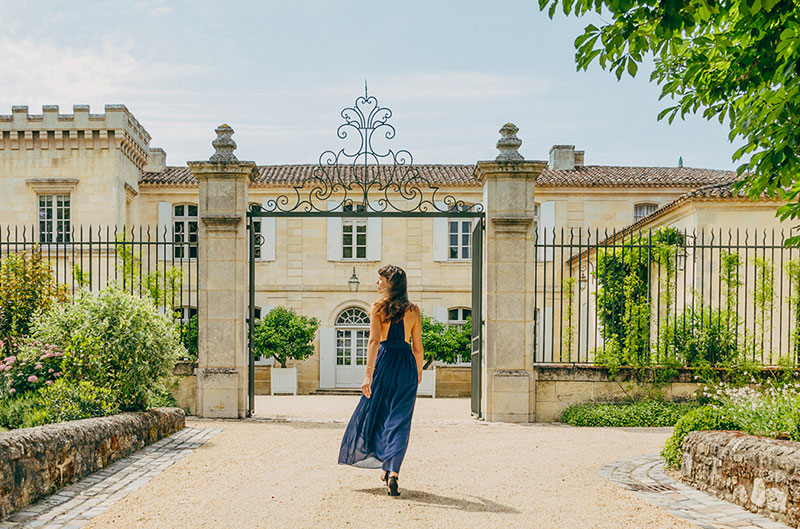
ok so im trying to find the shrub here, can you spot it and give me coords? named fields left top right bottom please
left=36, top=379, right=118, bottom=424
left=179, top=314, right=198, bottom=362
left=254, top=307, right=320, bottom=368
left=0, top=337, right=64, bottom=397
left=0, top=248, right=67, bottom=353
left=657, top=305, right=739, bottom=366
left=661, top=405, right=739, bottom=468
left=32, top=285, right=183, bottom=411
left=0, top=392, right=44, bottom=429
left=561, top=399, right=698, bottom=427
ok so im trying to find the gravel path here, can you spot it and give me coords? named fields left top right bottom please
left=83, top=396, right=697, bottom=529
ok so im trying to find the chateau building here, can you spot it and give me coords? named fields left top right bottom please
left=0, top=104, right=779, bottom=395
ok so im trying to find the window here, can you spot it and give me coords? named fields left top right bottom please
left=534, top=203, right=540, bottom=234
left=335, top=307, right=370, bottom=366
left=249, top=203, right=262, bottom=259
left=448, top=204, right=472, bottom=260
left=448, top=307, right=472, bottom=364
left=38, top=194, right=70, bottom=243
left=173, top=204, right=198, bottom=259
left=342, top=203, right=367, bottom=260
left=634, top=203, right=658, bottom=222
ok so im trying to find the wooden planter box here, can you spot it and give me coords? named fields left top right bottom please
left=270, top=366, right=298, bottom=395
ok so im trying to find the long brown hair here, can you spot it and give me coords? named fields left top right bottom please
left=375, top=264, right=415, bottom=323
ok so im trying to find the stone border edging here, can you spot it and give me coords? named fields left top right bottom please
left=683, top=430, right=800, bottom=528
left=0, top=407, right=185, bottom=520
left=600, top=454, right=791, bottom=528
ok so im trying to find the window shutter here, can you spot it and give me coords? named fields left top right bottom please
left=319, top=327, right=336, bottom=389
left=433, top=306, right=448, bottom=323
left=327, top=200, right=342, bottom=261
left=367, top=201, right=381, bottom=261
left=536, top=306, right=553, bottom=362
left=538, top=201, right=555, bottom=262
left=432, top=201, right=448, bottom=261
left=157, top=201, right=172, bottom=261
left=260, top=199, right=276, bottom=261
left=253, top=305, right=275, bottom=366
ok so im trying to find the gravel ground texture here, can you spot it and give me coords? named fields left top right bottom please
left=84, top=396, right=696, bottom=529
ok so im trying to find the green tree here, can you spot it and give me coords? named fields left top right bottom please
left=420, top=313, right=472, bottom=369
left=254, top=307, right=320, bottom=368
left=539, top=0, right=800, bottom=234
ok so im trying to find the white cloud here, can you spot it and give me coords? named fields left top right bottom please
left=0, top=35, right=207, bottom=113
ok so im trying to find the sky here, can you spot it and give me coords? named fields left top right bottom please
left=0, top=0, right=739, bottom=170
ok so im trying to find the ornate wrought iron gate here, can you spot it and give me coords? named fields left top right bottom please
left=246, top=91, right=484, bottom=417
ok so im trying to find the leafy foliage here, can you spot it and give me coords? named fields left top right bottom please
left=420, top=313, right=471, bottom=369
left=0, top=248, right=67, bottom=353
left=31, top=286, right=183, bottom=411
left=35, top=379, right=119, bottom=425
left=661, top=405, right=740, bottom=468
left=179, top=314, right=198, bottom=362
left=538, top=0, right=800, bottom=235
left=657, top=305, right=739, bottom=366
left=561, top=399, right=698, bottom=427
left=254, top=306, right=320, bottom=368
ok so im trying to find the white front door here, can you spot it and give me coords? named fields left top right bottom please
left=335, top=327, right=368, bottom=388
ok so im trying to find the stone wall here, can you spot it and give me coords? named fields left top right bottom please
left=533, top=365, right=701, bottom=422
left=682, top=430, right=800, bottom=528
left=435, top=366, right=470, bottom=397
left=170, top=361, right=197, bottom=414
left=0, top=408, right=184, bottom=520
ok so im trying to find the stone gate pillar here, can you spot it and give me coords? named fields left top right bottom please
left=476, top=124, right=546, bottom=422
left=188, top=125, right=257, bottom=418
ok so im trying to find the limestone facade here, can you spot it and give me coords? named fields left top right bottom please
left=0, top=104, right=780, bottom=404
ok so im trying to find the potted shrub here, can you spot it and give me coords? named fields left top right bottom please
left=254, top=307, right=320, bottom=395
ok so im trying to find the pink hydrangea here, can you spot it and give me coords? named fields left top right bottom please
left=48, top=368, right=55, bottom=373
left=27, top=375, right=38, bottom=383
left=8, top=388, right=15, bottom=394
left=3, top=356, right=16, bottom=364
left=35, top=363, right=43, bottom=370
left=45, top=380, right=54, bottom=386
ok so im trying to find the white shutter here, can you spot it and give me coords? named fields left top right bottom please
left=157, top=201, right=172, bottom=261
left=537, top=306, right=553, bottom=362
left=254, top=304, right=275, bottom=366
left=433, top=306, right=448, bottom=323
left=319, top=327, right=336, bottom=389
left=260, top=199, right=275, bottom=261
left=433, top=201, right=448, bottom=261
left=367, top=201, right=381, bottom=261
left=327, top=200, right=342, bottom=261
left=538, top=201, right=555, bottom=262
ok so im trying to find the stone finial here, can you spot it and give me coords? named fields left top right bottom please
left=496, top=122, right=523, bottom=161
left=210, top=124, right=238, bottom=162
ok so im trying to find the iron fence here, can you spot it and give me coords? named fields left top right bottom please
left=533, top=227, right=800, bottom=367
left=0, top=225, right=198, bottom=341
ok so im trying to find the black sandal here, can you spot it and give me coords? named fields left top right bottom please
left=381, top=471, right=388, bottom=484
left=387, top=475, right=400, bottom=496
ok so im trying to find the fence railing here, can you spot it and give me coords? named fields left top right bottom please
left=0, top=225, right=198, bottom=337
left=533, top=227, right=800, bottom=367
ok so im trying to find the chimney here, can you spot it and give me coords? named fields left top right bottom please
left=574, top=150, right=584, bottom=167
left=549, top=145, right=575, bottom=170
left=143, top=147, right=167, bottom=172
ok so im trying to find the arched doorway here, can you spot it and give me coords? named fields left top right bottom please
left=334, top=307, right=370, bottom=388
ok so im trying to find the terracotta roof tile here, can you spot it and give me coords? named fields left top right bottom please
left=140, top=163, right=738, bottom=188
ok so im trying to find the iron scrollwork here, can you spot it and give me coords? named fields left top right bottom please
left=258, top=91, right=483, bottom=214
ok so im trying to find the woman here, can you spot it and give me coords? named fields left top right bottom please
left=338, top=264, right=424, bottom=496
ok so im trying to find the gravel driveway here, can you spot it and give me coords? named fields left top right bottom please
left=84, top=396, right=695, bottom=529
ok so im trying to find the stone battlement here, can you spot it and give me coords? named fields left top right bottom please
left=0, top=105, right=152, bottom=170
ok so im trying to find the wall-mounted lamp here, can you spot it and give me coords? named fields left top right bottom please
left=348, top=267, right=360, bottom=292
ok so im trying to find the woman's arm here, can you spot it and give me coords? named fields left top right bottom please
left=361, top=302, right=382, bottom=398
left=411, top=306, right=424, bottom=384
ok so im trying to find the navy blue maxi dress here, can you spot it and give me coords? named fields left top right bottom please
left=338, top=315, right=418, bottom=473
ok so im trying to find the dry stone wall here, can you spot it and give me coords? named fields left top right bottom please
left=0, top=407, right=184, bottom=520
left=682, top=430, right=800, bottom=528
